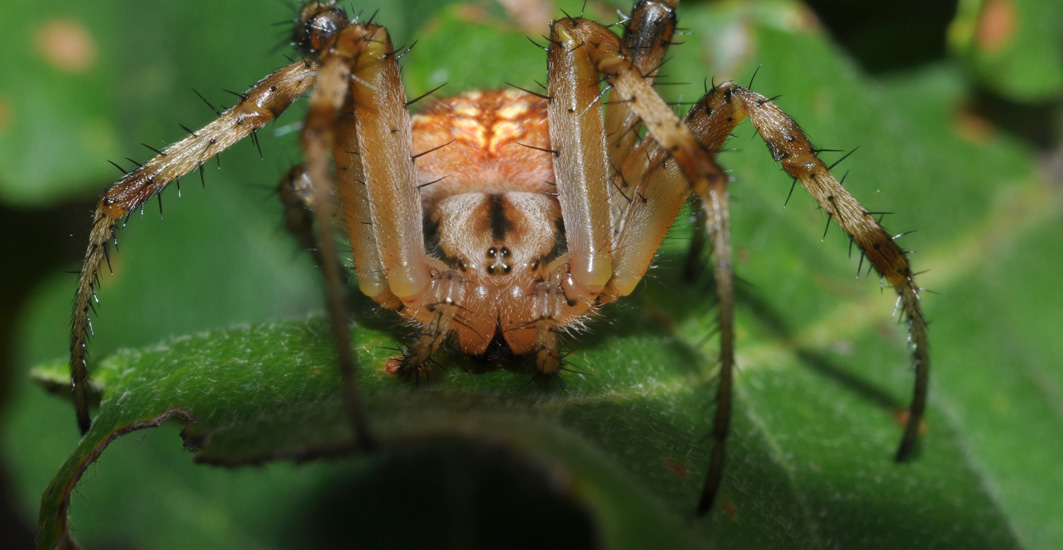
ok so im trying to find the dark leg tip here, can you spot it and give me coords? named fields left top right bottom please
left=76, top=408, right=91, bottom=436
left=696, top=493, right=714, bottom=517
left=894, top=436, right=919, bottom=463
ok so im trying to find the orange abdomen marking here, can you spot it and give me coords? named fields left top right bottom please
left=412, top=89, right=555, bottom=210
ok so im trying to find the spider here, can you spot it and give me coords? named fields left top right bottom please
left=67, top=0, right=930, bottom=515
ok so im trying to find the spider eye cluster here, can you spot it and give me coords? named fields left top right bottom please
left=293, top=2, right=348, bottom=55
left=485, top=246, right=513, bottom=276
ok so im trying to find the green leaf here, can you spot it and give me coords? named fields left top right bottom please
left=6, top=0, right=1061, bottom=548
left=34, top=314, right=713, bottom=549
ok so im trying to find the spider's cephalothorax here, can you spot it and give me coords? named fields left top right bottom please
left=68, top=0, right=930, bottom=515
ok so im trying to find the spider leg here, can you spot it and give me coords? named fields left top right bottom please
left=717, top=84, right=930, bottom=461
left=552, top=15, right=743, bottom=515
left=531, top=9, right=651, bottom=377
left=277, top=166, right=334, bottom=271
left=331, top=23, right=463, bottom=377
left=604, top=0, right=677, bottom=230
left=554, top=11, right=928, bottom=514
left=547, top=24, right=614, bottom=300
left=683, top=206, right=709, bottom=282
left=611, top=97, right=742, bottom=517
left=695, top=175, right=736, bottom=516
left=604, top=88, right=739, bottom=297
left=69, top=60, right=318, bottom=435
left=300, top=22, right=439, bottom=452
left=343, top=27, right=431, bottom=304
left=332, top=95, right=398, bottom=307
left=546, top=11, right=738, bottom=506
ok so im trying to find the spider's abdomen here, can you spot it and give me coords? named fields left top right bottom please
left=412, top=89, right=554, bottom=213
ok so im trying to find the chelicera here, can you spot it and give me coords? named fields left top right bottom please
left=68, top=0, right=930, bottom=514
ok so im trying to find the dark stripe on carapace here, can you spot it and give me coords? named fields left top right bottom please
left=488, top=193, right=515, bottom=241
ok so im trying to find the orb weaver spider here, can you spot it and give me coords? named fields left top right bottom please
left=68, top=0, right=930, bottom=514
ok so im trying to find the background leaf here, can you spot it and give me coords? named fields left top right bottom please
left=949, top=0, right=1063, bottom=101
left=2, top=0, right=1061, bottom=548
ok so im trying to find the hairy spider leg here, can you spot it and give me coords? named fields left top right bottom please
left=530, top=12, right=615, bottom=376
left=333, top=25, right=471, bottom=378
left=512, top=2, right=679, bottom=378
left=300, top=19, right=420, bottom=452
left=69, top=60, right=318, bottom=435
left=726, top=84, right=930, bottom=463
left=546, top=11, right=738, bottom=516
left=278, top=166, right=341, bottom=277
left=687, top=80, right=931, bottom=487
left=604, top=0, right=678, bottom=231
left=551, top=3, right=929, bottom=514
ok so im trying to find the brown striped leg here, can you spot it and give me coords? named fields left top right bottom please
left=552, top=11, right=929, bottom=513
left=69, top=59, right=318, bottom=435
left=604, top=0, right=678, bottom=230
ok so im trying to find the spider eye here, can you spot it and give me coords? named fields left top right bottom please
left=293, top=3, right=348, bottom=55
